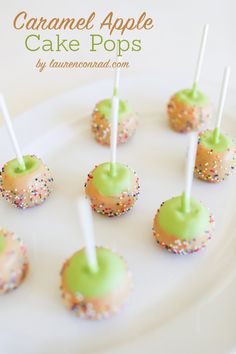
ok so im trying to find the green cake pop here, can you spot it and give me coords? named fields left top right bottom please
left=60, top=197, right=133, bottom=320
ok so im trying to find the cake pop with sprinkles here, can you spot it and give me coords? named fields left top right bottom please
left=85, top=66, right=140, bottom=217
left=91, top=58, right=138, bottom=146
left=153, top=133, right=214, bottom=255
left=195, top=66, right=236, bottom=182
left=167, top=24, right=213, bottom=133
left=0, top=228, right=29, bottom=294
left=60, top=197, right=133, bottom=320
left=0, top=94, right=53, bottom=209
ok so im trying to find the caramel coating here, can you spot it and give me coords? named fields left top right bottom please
left=91, top=109, right=138, bottom=146
left=167, top=95, right=213, bottom=133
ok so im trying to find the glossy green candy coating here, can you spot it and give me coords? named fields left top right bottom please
left=176, top=87, right=209, bottom=107
left=92, top=162, right=133, bottom=197
left=200, top=128, right=233, bottom=153
left=64, top=247, right=127, bottom=298
left=4, top=155, right=41, bottom=176
left=158, top=195, right=210, bottom=240
left=96, top=99, right=132, bottom=122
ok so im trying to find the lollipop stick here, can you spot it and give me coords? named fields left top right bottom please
left=213, top=66, right=231, bottom=143
left=192, top=24, right=209, bottom=95
left=182, top=133, right=198, bottom=213
left=77, top=197, right=98, bottom=273
left=110, top=62, right=120, bottom=176
left=0, top=94, right=25, bottom=170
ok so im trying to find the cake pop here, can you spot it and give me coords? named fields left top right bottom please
left=91, top=56, right=138, bottom=146
left=195, top=66, right=236, bottom=182
left=60, top=197, right=133, bottom=319
left=167, top=24, right=213, bottom=133
left=153, top=134, right=214, bottom=255
left=0, top=95, right=53, bottom=209
left=91, top=98, right=138, bottom=146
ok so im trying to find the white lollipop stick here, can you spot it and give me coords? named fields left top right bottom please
left=110, top=95, right=119, bottom=165
left=77, top=196, right=98, bottom=273
left=214, top=66, right=231, bottom=142
left=0, top=94, right=25, bottom=170
left=182, top=133, right=198, bottom=213
left=192, top=24, right=209, bottom=91
left=110, top=60, right=120, bottom=175
left=114, top=63, right=120, bottom=96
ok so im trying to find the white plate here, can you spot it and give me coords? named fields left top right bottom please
left=0, top=76, right=236, bottom=354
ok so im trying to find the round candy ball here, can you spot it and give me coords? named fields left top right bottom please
left=85, top=162, right=140, bottom=217
left=60, top=247, right=133, bottom=320
left=153, top=195, right=214, bottom=255
left=0, top=155, right=54, bottom=209
left=91, top=99, right=138, bottom=146
left=167, top=88, right=213, bottom=133
left=0, top=229, right=28, bottom=294
left=195, top=129, right=236, bottom=183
